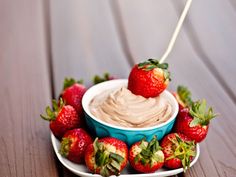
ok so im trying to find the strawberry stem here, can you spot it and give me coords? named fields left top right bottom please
left=189, top=99, right=218, bottom=126
left=136, top=136, right=163, bottom=167
left=40, top=98, right=65, bottom=121
left=166, top=134, right=196, bottom=172
left=177, top=85, right=193, bottom=107
left=63, top=77, right=83, bottom=90
left=92, top=138, right=124, bottom=177
left=59, top=138, right=72, bottom=157
left=93, top=72, right=112, bottom=85
left=138, top=59, right=170, bottom=81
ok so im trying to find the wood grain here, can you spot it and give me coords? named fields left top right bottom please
left=0, top=0, right=58, bottom=176
left=50, top=0, right=131, bottom=97
left=172, top=0, right=236, bottom=103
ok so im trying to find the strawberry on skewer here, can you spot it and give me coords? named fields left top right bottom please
left=128, top=59, right=170, bottom=98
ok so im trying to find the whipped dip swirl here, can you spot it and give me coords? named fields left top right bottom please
left=89, top=87, right=173, bottom=128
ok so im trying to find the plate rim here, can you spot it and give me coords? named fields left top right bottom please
left=51, top=133, right=200, bottom=177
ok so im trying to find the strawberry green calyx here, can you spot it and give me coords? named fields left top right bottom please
left=59, top=137, right=72, bottom=157
left=93, top=138, right=124, bottom=177
left=93, top=73, right=113, bottom=85
left=167, top=134, right=196, bottom=171
left=40, top=98, right=65, bottom=121
left=137, top=59, right=170, bottom=81
left=135, top=136, right=163, bottom=167
left=189, top=99, right=217, bottom=127
left=63, top=77, right=83, bottom=90
left=177, top=85, right=193, bottom=107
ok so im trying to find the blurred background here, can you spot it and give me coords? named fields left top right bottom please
left=1, top=0, right=235, bottom=96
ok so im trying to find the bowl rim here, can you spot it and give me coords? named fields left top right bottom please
left=82, top=79, right=179, bottom=131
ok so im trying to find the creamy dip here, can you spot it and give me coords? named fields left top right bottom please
left=89, top=87, right=173, bottom=128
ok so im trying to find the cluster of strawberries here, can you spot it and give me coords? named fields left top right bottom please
left=41, top=59, right=217, bottom=177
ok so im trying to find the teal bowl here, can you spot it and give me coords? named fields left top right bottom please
left=82, top=79, right=178, bottom=146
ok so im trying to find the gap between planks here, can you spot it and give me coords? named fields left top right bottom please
left=42, top=0, right=63, bottom=177
left=109, top=0, right=136, bottom=67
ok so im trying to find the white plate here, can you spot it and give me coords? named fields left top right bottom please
left=51, top=133, right=200, bottom=177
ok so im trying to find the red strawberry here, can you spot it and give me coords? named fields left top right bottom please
left=93, top=72, right=116, bottom=85
left=61, top=78, right=87, bottom=115
left=128, top=59, right=170, bottom=98
left=174, top=86, right=217, bottom=142
left=41, top=98, right=81, bottom=139
left=129, top=136, right=164, bottom=173
left=85, top=137, right=128, bottom=177
left=59, top=128, right=93, bottom=164
left=160, top=133, right=196, bottom=171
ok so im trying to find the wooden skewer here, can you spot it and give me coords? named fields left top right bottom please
left=159, top=0, right=192, bottom=64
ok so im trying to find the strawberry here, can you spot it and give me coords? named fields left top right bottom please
left=61, top=78, right=87, bottom=115
left=129, top=136, right=164, bottom=173
left=59, top=128, right=93, bottom=164
left=85, top=137, right=128, bottom=177
left=40, top=98, right=81, bottom=139
left=128, top=59, right=170, bottom=98
left=174, top=86, right=217, bottom=142
left=93, top=73, right=115, bottom=85
left=160, top=133, right=196, bottom=171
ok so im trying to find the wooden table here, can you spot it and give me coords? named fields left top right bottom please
left=1, top=0, right=236, bottom=176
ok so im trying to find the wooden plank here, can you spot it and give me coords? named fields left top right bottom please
left=115, top=1, right=236, bottom=176
left=172, top=0, right=236, bottom=103
left=50, top=0, right=131, bottom=97
left=0, top=0, right=58, bottom=177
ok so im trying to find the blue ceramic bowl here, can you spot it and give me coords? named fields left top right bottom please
left=82, top=79, right=178, bottom=146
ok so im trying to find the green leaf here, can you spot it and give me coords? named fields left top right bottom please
left=163, top=70, right=171, bottom=81
left=40, top=114, right=51, bottom=121
left=93, top=138, right=99, bottom=152
left=134, top=154, right=140, bottom=164
left=198, top=99, right=206, bottom=114
left=100, top=167, right=110, bottom=177
left=144, top=65, right=156, bottom=71
left=59, top=138, right=72, bottom=157
left=138, top=61, right=150, bottom=68
left=189, top=117, right=201, bottom=127
left=170, top=135, right=196, bottom=172
left=52, top=100, right=58, bottom=111
left=157, top=63, right=168, bottom=69
left=110, top=152, right=124, bottom=163
left=189, top=99, right=217, bottom=126
left=46, top=106, right=54, bottom=118
left=63, top=77, right=83, bottom=90
left=93, top=72, right=112, bottom=85
left=177, top=85, right=193, bottom=107
left=110, top=160, right=121, bottom=171
left=137, top=59, right=170, bottom=76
